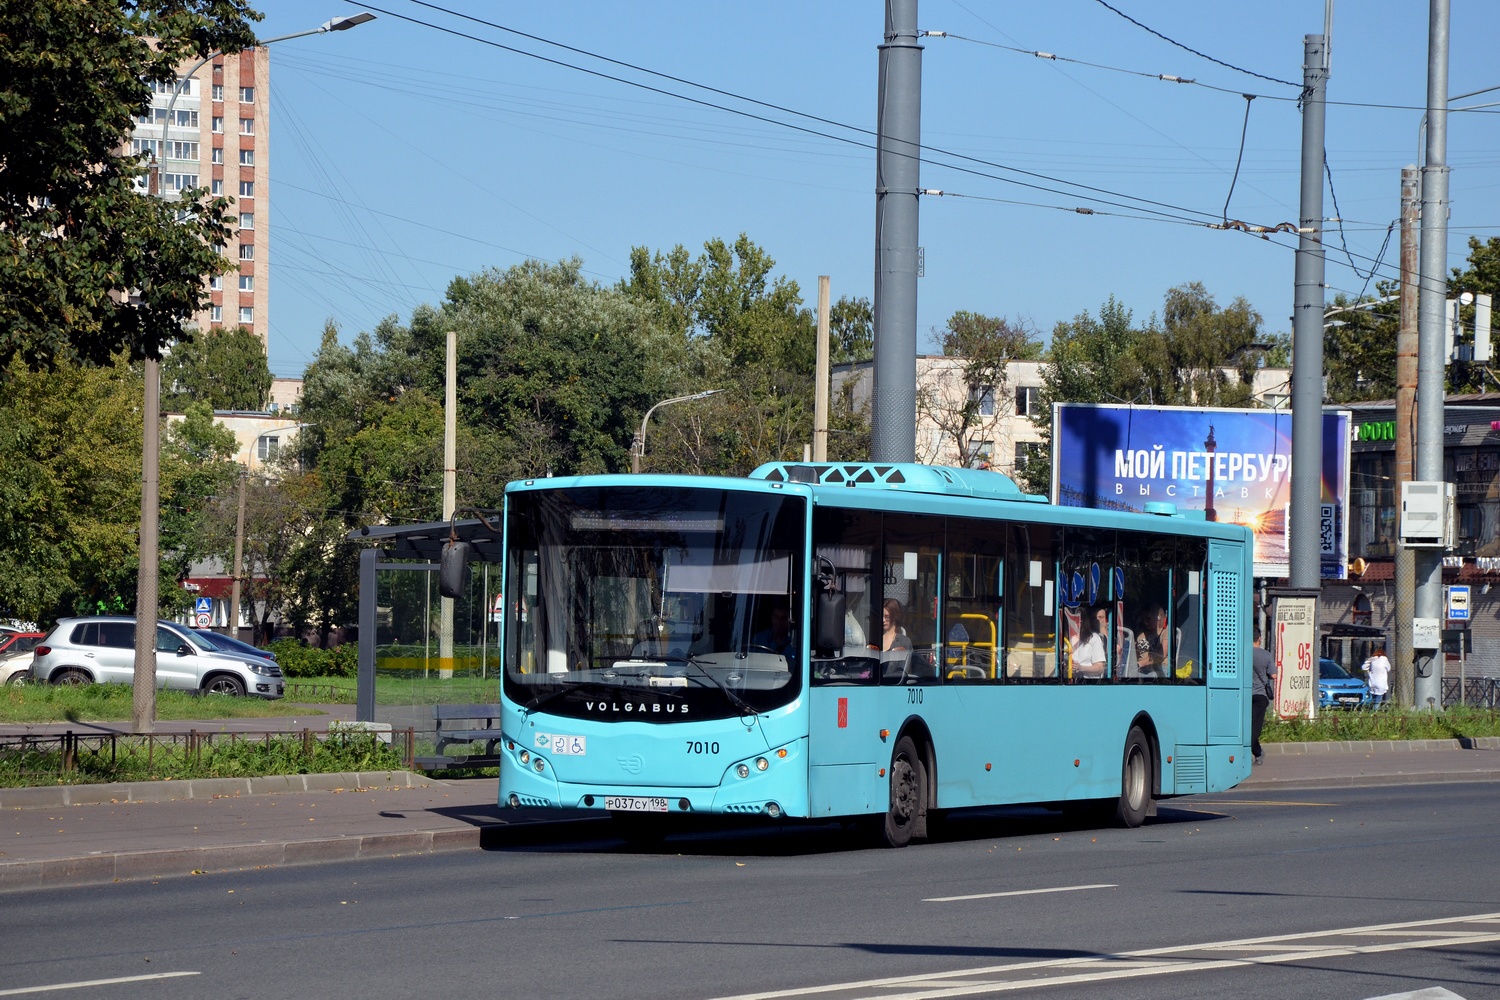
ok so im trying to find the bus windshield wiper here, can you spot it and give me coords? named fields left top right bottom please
left=684, top=654, right=760, bottom=720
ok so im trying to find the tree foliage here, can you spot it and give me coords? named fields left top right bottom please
left=0, top=359, right=143, bottom=623
left=162, top=327, right=273, bottom=411
left=0, top=0, right=261, bottom=371
left=621, top=234, right=816, bottom=474
left=1019, top=287, right=1268, bottom=494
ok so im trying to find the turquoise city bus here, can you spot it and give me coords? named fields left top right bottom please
left=492, top=462, right=1253, bottom=846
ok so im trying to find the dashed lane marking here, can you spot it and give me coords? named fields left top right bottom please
left=0, top=972, right=199, bottom=996
left=923, top=884, right=1117, bottom=903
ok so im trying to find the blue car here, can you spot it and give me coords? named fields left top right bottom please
left=193, top=629, right=277, bottom=663
left=1318, top=657, right=1370, bottom=709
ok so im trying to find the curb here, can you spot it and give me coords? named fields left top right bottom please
left=0, top=813, right=605, bottom=892
left=0, top=770, right=430, bottom=811
left=1240, top=770, right=1500, bottom=791
left=0, top=827, right=483, bottom=891
left=1262, top=736, right=1500, bottom=755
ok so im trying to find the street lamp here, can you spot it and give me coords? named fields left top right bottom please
left=133, top=12, right=376, bottom=732
left=631, top=390, right=723, bottom=473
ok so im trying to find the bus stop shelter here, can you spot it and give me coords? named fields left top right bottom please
left=347, top=517, right=502, bottom=725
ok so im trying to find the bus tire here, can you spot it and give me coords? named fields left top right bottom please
left=881, top=735, right=926, bottom=848
left=1115, top=726, right=1152, bottom=828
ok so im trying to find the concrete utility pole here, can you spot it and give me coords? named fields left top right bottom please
left=1415, top=0, right=1451, bottom=711
left=439, top=329, right=456, bottom=679
left=815, top=276, right=831, bottom=461
left=871, top=0, right=921, bottom=462
left=1288, top=34, right=1329, bottom=592
left=1394, top=166, right=1420, bottom=708
left=132, top=12, right=377, bottom=733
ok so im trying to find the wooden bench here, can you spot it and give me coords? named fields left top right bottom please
left=413, top=703, right=504, bottom=770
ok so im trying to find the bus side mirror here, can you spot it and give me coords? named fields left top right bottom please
left=814, top=591, right=846, bottom=656
left=439, top=540, right=471, bottom=599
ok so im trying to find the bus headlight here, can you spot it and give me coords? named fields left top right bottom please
left=736, top=764, right=750, bottom=779
left=755, top=757, right=769, bottom=771
left=519, top=750, right=531, bottom=765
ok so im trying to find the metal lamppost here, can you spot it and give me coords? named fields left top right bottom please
left=133, top=12, right=375, bottom=732
left=631, top=390, right=722, bottom=474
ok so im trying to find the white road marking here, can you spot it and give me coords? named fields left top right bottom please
left=923, top=884, right=1116, bottom=903
left=705, top=911, right=1500, bottom=1000
left=0, top=972, right=199, bottom=996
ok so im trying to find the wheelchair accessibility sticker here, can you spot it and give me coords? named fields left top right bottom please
left=534, top=733, right=587, bottom=755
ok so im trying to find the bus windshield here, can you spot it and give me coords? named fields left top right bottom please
left=504, top=486, right=806, bottom=722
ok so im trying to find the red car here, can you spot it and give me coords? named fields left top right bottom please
left=0, top=631, right=44, bottom=686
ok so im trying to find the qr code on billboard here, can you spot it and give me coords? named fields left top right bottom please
left=1319, top=503, right=1336, bottom=555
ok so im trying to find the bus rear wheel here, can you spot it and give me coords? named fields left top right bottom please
left=1114, top=726, right=1153, bottom=828
left=881, top=735, right=926, bottom=848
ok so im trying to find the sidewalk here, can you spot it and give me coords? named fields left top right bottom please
left=2, top=739, right=1498, bottom=891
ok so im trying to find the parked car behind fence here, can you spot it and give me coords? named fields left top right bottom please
left=30, top=617, right=283, bottom=699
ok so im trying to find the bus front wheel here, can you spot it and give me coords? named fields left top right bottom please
left=881, top=735, right=927, bottom=848
left=1115, top=727, right=1153, bottom=828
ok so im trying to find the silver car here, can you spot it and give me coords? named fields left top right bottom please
left=30, top=617, right=284, bottom=699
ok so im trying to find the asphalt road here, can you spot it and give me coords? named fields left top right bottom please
left=4, top=782, right=1499, bottom=1000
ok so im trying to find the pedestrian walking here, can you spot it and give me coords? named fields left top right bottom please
left=1251, top=621, right=1275, bottom=764
left=1361, top=643, right=1392, bottom=708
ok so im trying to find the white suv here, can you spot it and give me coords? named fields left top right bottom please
left=30, top=617, right=284, bottom=699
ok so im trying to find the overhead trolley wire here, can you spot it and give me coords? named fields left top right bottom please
left=354, top=1, right=1273, bottom=231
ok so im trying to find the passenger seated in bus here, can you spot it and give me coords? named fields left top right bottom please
left=878, top=598, right=912, bottom=652
left=1134, top=604, right=1167, bottom=678
left=1069, top=606, right=1107, bottom=679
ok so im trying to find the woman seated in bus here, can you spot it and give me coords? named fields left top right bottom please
left=1134, top=604, right=1167, bottom=679
left=1070, top=606, right=1107, bottom=679
left=877, top=598, right=912, bottom=652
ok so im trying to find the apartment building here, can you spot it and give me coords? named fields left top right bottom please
left=132, top=48, right=271, bottom=347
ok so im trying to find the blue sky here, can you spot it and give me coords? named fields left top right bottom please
left=250, top=1, right=1500, bottom=378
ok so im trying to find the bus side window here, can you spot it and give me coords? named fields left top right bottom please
left=1172, top=539, right=1207, bottom=682
left=1004, top=523, right=1057, bottom=682
left=943, top=518, right=1002, bottom=683
left=883, top=514, right=941, bottom=686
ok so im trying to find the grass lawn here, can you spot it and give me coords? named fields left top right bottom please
left=0, top=684, right=324, bottom=725
left=1263, top=705, right=1500, bottom=741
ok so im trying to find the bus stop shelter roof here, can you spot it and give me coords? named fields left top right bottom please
left=346, top=516, right=502, bottom=563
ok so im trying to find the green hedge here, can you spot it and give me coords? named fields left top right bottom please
left=268, top=639, right=358, bottom=678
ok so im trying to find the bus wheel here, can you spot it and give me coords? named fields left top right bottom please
left=1115, top=727, right=1152, bottom=828
left=881, top=736, right=926, bottom=848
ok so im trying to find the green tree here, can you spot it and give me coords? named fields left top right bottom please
left=1446, top=236, right=1500, bottom=395
left=1324, top=293, right=1398, bottom=402
left=621, top=234, right=816, bottom=474
left=0, top=358, right=142, bottom=623
left=0, top=0, right=260, bottom=371
left=162, top=327, right=274, bottom=411
left=451, top=258, right=660, bottom=479
left=830, top=295, right=873, bottom=364
left=1019, top=287, right=1267, bottom=494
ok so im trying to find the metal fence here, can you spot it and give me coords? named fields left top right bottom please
left=1442, top=676, right=1500, bottom=709
left=0, top=727, right=417, bottom=783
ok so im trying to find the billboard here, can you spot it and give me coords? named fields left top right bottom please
left=1052, top=403, right=1351, bottom=580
